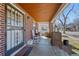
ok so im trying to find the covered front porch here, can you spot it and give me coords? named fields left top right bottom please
left=0, top=3, right=79, bottom=56
left=14, top=3, right=69, bottom=56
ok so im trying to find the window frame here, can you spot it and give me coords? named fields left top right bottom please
left=5, top=3, right=25, bottom=56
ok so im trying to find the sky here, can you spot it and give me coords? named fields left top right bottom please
left=64, top=3, right=79, bottom=24
left=55, top=3, right=79, bottom=25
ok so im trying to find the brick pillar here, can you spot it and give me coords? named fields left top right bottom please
left=35, top=22, right=38, bottom=32
left=25, top=16, right=33, bottom=41
left=49, top=22, right=53, bottom=33
left=49, top=22, right=53, bottom=38
left=51, top=32, right=62, bottom=48
left=0, top=4, right=5, bottom=56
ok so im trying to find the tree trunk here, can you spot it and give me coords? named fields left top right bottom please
left=63, top=17, right=66, bottom=34
left=63, top=26, right=66, bottom=34
left=63, top=24, right=66, bottom=34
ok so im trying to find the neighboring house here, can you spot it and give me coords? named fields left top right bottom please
left=66, top=23, right=79, bottom=31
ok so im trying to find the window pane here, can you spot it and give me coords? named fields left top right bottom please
left=20, top=14, right=23, bottom=27
left=18, top=12, right=20, bottom=27
left=11, top=8, right=15, bottom=26
left=7, top=10, right=11, bottom=25
left=12, top=30, right=15, bottom=48
left=19, top=30, right=23, bottom=43
left=15, top=11, right=18, bottom=26
left=14, top=30, right=18, bottom=47
left=7, top=31, right=11, bottom=51
left=18, top=30, right=21, bottom=44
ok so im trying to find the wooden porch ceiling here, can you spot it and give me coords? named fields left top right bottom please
left=18, top=3, right=62, bottom=22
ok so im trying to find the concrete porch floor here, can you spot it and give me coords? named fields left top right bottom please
left=28, top=36, right=69, bottom=56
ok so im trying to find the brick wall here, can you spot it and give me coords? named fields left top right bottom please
left=0, top=3, right=5, bottom=56
left=15, top=4, right=33, bottom=43
left=25, top=16, right=33, bottom=41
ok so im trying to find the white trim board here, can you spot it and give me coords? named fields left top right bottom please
left=10, top=44, right=27, bottom=56
left=10, top=3, right=25, bottom=14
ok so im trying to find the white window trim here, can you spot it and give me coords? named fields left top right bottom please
left=10, top=44, right=26, bottom=56
left=10, top=3, right=25, bottom=14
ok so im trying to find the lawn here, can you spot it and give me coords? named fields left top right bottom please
left=62, top=34, right=79, bottom=55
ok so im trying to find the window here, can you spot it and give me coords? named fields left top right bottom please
left=6, top=4, right=24, bottom=55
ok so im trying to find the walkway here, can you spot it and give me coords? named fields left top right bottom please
left=29, top=36, right=69, bottom=56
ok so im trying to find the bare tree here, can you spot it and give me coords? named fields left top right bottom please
left=58, top=4, right=74, bottom=34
